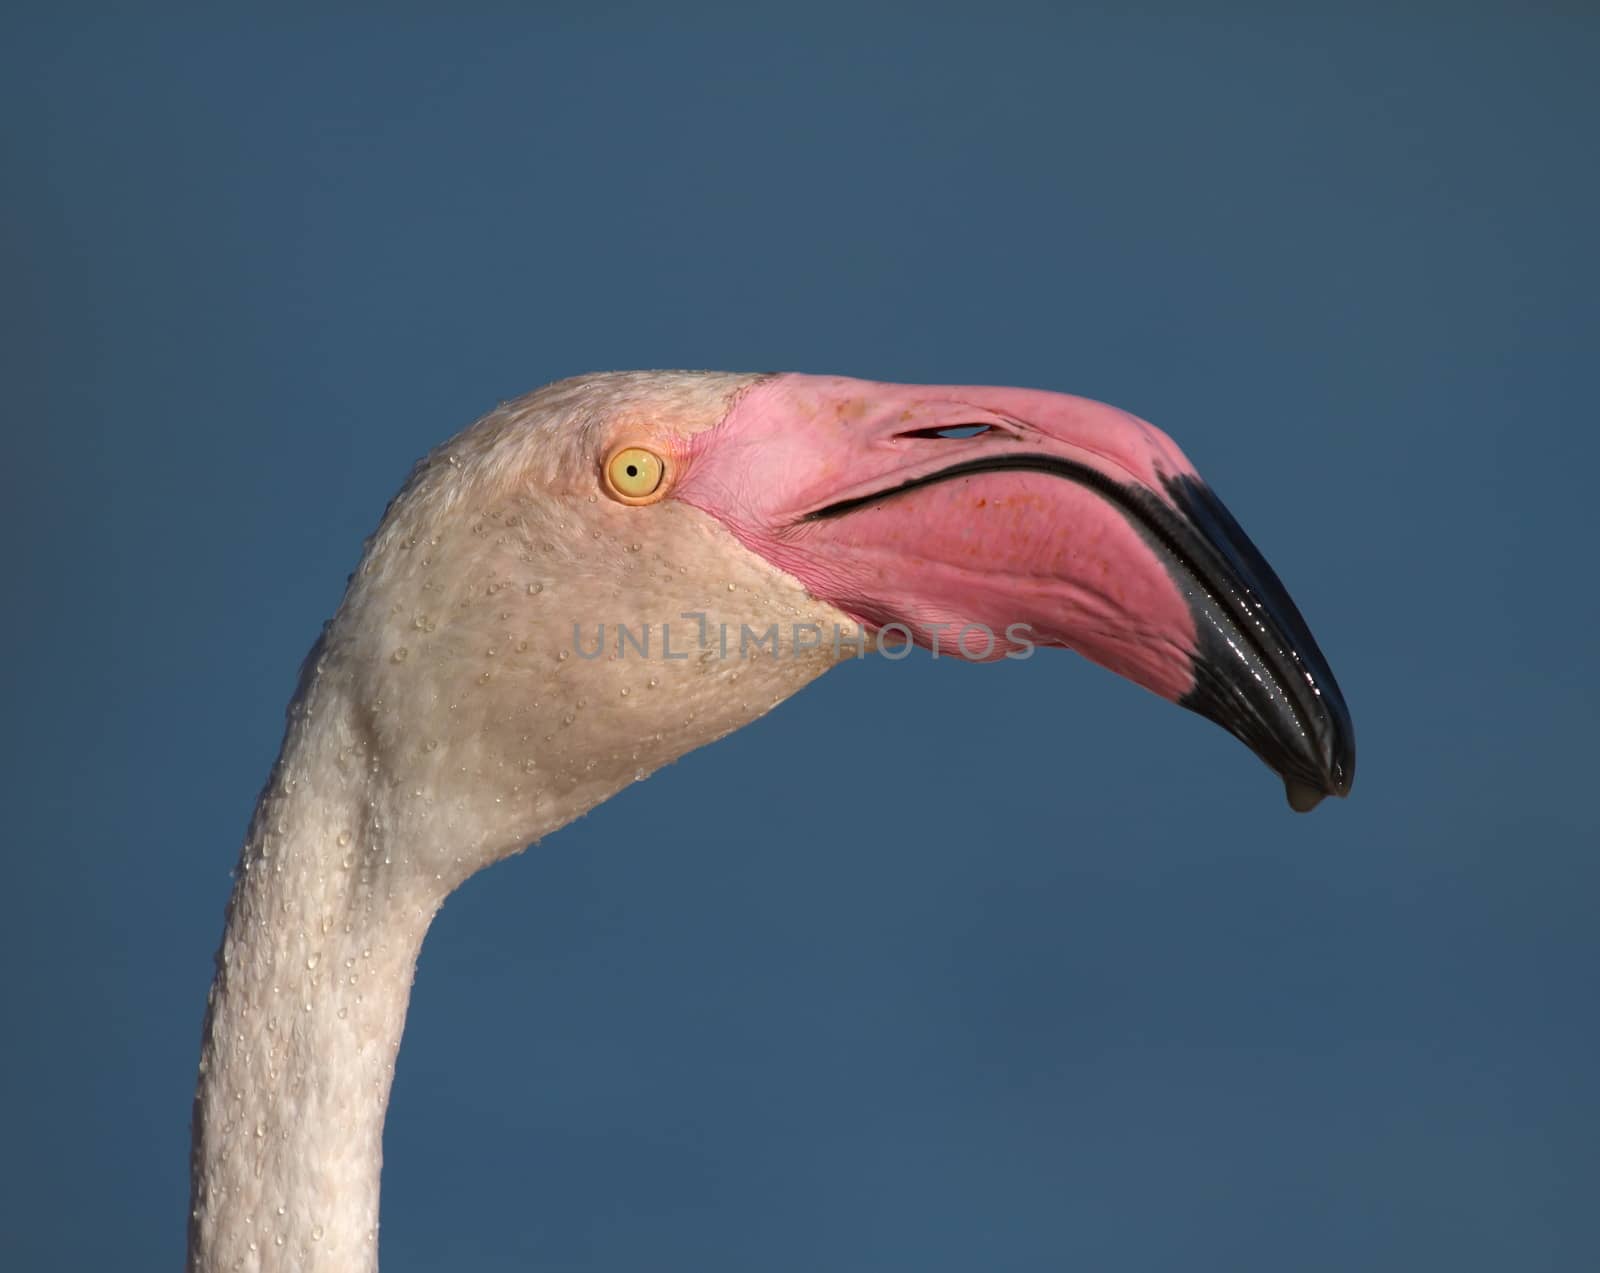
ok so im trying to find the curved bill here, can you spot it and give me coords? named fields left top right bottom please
left=680, top=374, right=1355, bottom=811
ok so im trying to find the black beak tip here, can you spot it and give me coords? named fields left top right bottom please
left=1158, top=474, right=1356, bottom=818
left=1284, top=777, right=1328, bottom=813
left=1283, top=734, right=1355, bottom=814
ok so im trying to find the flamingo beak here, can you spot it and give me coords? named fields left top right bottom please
left=679, top=374, right=1355, bottom=811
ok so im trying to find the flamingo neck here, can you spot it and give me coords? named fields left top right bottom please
left=188, top=681, right=444, bottom=1272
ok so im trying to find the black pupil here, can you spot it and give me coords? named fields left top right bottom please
left=626, top=464, right=639, bottom=477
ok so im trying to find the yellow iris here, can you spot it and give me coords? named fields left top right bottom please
left=605, top=447, right=666, bottom=501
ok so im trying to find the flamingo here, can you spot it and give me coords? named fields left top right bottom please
left=188, top=371, right=1354, bottom=1270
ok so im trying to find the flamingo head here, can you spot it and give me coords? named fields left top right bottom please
left=330, top=371, right=1353, bottom=881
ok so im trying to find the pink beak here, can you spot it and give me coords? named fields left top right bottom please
left=678, top=374, right=1355, bottom=812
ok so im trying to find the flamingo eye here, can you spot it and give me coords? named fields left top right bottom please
left=604, top=447, right=667, bottom=503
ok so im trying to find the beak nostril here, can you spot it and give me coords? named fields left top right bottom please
left=901, top=423, right=998, bottom=440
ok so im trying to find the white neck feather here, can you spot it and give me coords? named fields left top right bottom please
left=189, top=674, right=445, bottom=1273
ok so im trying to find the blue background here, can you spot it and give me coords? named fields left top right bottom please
left=4, top=5, right=1596, bottom=1270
